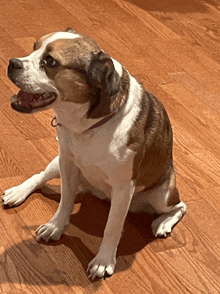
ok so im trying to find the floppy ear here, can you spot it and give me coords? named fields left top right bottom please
left=65, top=27, right=75, bottom=33
left=87, top=51, right=122, bottom=118
left=88, top=51, right=121, bottom=96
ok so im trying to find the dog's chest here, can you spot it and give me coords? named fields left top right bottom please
left=59, top=127, right=134, bottom=194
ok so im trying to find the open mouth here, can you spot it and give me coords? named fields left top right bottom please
left=10, top=90, right=57, bottom=113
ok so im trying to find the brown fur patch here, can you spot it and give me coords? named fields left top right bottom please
left=111, top=67, right=130, bottom=112
left=46, top=37, right=100, bottom=70
left=87, top=67, right=130, bottom=118
left=33, top=39, right=43, bottom=51
left=51, top=68, right=90, bottom=103
left=42, top=37, right=102, bottom=104
left=129, top=90, right=174, bottom=189
left=166, top=169, right=180, bottom=206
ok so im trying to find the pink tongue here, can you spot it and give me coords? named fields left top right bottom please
left=17, top=90, right=39, bottom=106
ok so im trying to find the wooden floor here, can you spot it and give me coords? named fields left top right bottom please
left=0, top=0, right=220, bottom=293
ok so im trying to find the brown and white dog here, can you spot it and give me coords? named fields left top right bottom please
left=3, top=28, right=186, bottom=279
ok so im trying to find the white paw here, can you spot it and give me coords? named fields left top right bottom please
left=2, top=186, right=28, bottom=207
left=87, top=252, right=116, bottom=280
left=36, top=222, right=65, bottom=242
left=151, top=216, right=173, bottom=238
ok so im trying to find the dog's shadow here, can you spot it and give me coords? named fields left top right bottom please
left=2, top=184, right=157, bottom=287
left=38, top=184, right=156, bottom=266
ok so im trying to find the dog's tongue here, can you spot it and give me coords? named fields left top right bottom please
left=17, top=90, right=38, bottom=107
left=10, top=90, right=57, bottom=113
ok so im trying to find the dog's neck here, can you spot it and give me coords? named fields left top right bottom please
left=52, top=59, right=124, bottom=134
left=52, top=101, right=115, bottom=134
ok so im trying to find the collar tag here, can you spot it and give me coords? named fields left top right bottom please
left=51, top=116, right=60, bottom=127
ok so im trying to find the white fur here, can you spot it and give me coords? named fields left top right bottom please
left=3, top=33, right=186, bottom=280
left=16, top=32, right=80, bottom=95
left=151, top=202, right=186, bottom=237
left=111, top=58, right=123, bottom=77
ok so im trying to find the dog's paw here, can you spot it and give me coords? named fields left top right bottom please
left=36, top=222, right=65, bottom=242
left=2, top=186, right=27, bottom=207
left=87, top=252, right=116, bottom=280
left=151, top=215, right=173, bottom=238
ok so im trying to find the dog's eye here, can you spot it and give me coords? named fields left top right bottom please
left=42, top=54, right=59, bottom=68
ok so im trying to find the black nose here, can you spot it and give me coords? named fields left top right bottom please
left=8, top=58, right=23, bottom=70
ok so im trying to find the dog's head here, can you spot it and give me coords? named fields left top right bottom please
left=8, top=28, right=122, bottom=118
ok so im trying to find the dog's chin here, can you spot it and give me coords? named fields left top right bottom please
left=10, top=90, right=57, bottom=113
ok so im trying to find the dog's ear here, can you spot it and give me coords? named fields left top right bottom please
left=65, top=27, right=75, bottom=33
left=87, top=51, right=121, bottom=96
left=87, top=51, right=122, bottom=118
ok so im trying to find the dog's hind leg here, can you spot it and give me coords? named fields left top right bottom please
left=148, top=169, right=186, bottom=238
left=151, top=200, right=186, bottom=237
left=2, top=156, right=60, bottom=207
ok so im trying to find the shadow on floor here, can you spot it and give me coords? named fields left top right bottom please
left=1, top=185, right=157, bottom=288
left=125, top=0, right=219, bottom=13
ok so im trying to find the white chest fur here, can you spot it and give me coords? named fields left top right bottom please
left=54, top=70, right=142, bottom=198
left=57, top=119, right=135, bottom=198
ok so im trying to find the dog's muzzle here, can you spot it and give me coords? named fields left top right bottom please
left=8, top=58, right=23, bottom=70
left=8, top=58, right=24, bottom=83
left=7, top=58, right=57, bottom=113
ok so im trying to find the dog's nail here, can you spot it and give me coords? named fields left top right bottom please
left=36, top=235, right=41, bottom=242
left=103, top=270, right=108, bottom=280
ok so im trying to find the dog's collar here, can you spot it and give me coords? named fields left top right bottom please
left=51, top=112, right=115, bottom=130
left=87, top=112, right=115, bottom=130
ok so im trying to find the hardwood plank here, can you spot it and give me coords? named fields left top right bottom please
left=113, top=0, right=181, bottom=40
left=201, top=186, right=220, bottom=212
left=0, top=246, right=17, bottom=293
left=0, top=78, right=15, bottom=107
left=34, top=109, right=58, bottom=134
left=0, top=27, right=27, bottom=60
left=28, top=138, right=58, bottom=162
left=15, top=194, right=114, bottom=293
left=158, top=202, right=220, bottom=294
left=0, top=134, right=49, bottom=177
left=0, top=205, right=73, bottom=293
left=169, top=71, right=220, bottom=114
left=0, top=148, right=22, bottom=178
left=3, top=107, right=53, bottom=140
left=186, top=200, right=220, bottom=245
left=150, top=5, right=220, bottom=62
left=0, top=0, right=220, bottom=293
left=158, top=85, right=220, bottom=160
left=176, top=174, right=200, bottom=203
left=162, top=80, right=220, bottom=128
left=15, top=37, right=36, bottom=55
left=0, top=176, right=27, bottom=194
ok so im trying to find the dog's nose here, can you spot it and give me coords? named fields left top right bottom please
left=8, top=58, right=23, bottom=70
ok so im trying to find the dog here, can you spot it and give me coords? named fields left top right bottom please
left=3, top=27, right=186, bottom=279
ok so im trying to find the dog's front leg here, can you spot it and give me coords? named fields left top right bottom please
left=2, top=156, right=60, bottom=207
left=36, top=150, right=80, bottom=242
left=88, top=180, right=135, bottom=279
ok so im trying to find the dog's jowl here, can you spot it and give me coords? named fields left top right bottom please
left=3, top=28, right=186, bottom=279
